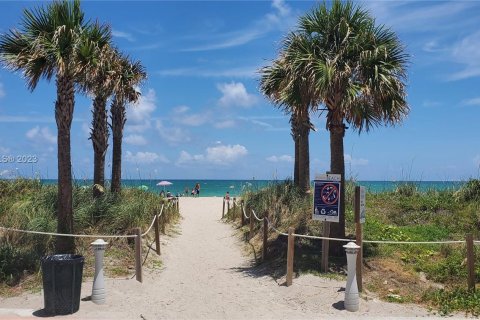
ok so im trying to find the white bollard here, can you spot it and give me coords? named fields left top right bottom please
left=91, top=239, right=108, bottom=304
left=343, top=241, right=360, bottom=312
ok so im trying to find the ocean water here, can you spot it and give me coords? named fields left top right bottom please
left=40, top=179, right=465, bottom=197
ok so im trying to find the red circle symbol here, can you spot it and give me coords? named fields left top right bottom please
left=320, top=183, right=339, bottom=205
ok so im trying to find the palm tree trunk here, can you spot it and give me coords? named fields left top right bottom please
left=298, top=111, right=311, bottom=193
left=328, top=120, right=346, bottom=256
left=291, top=113, right=299, bottom=185
left=91, top=95, right=108, bottom=198
left=54, top=75, right=75, bottom=254
left=110, top=97, right=125, bottom=193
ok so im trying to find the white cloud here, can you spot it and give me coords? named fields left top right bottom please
left=449, top=31, right=480, bottom=81
left=181, top=0, right=294, bottom=51
left=124, top=134, right=147, bottom=146
left=125, top=151, right=169, bottom=164
left=205, top=144, right=248, bottom=165
left=217, top=82, right=257, bottom=108
left=26, top=126, right=56, bottom=145
left=422, top=100, right=441, bottom=108
left=0, top=169, right=13, bottom=177
left=0, top=146, right=9, bottom=153
left=0, top=83, right=5, bottom=98
left=214, top=120, right=236, bottom=129
left=266, top=155, right=294, bottom=163
left=112, top=29, right=135, bottom=42
left=127, top=88, right=157, bottom=130
left=156, top=65, right=257, bottom=78
left=344, top=154, right=369, bottom=166
left=474, top=155, right=480, bottom=167
left=461, top=97, right=480, bottom=106
left=172, top=106, right=209, bottom=126
left=156, top=120, right=191, bottom=145
left=176, top=144, right=248, bottom=166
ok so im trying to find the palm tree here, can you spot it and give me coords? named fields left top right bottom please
left=80, top=45, right=116, bottom=198
left=290, top=0, right=409, bottom=254
left=259, top=37, right=317, bottom=193
left=0, top=0, right=110, bottom=253
left=110, top=55, right=146, bottom=193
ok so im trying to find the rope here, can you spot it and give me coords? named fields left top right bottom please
left=251, top=209, right=263, bottom=222
left=264, top=217, right=466, bottom=244
left=363, top=239, right=465, bottom=244
left=0, top=226, right=136, bottom=238
left=141, top=204, right=164, bottom=237
left=242, top=207, right=249, bottom=219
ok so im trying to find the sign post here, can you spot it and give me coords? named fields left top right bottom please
left=314, top=174, right=341, bottom=273
left=354, top=186, right=366, bottom=292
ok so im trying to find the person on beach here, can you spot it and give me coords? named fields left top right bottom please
left=225, top=191, right=230, bottom=201
left=159, top=190, right=165, bottom=197
left=195, top=183, right=200, bottom=197
left=191, top=188, right=196, bottom=196
left=184, top=187, right=189, bottom=196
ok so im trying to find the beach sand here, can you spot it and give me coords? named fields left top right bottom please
left=0, top=197, right=461, bottom=319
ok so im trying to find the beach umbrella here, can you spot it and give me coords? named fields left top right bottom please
left=157, top=180, right=173, bottom=191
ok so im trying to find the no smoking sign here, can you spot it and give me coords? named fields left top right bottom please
left=313, top=174, right=341, bottom=222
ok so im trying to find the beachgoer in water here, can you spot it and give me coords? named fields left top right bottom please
left=195, top=183, right=200, bottom=197
left=184, top=187, right=189, bottom=196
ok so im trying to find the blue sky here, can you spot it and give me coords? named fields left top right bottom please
left=0, top=0, right=479, bottom=181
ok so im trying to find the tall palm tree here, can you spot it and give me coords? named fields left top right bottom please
left=259, top=37, right=317, bottom=193
left=0, top=0, right=110, bottom=253
left=80, top=45, right=116, bottom=198
left=289, top=0, right=409, bottom=254
left=110, top=55, right=146, bottom=193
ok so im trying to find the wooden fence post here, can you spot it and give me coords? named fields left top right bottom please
left=249, top=208, right=254, bottom=239
left=161, top=207, right=166, bottom=234
left=321, top=222, right=330, bottom=273
left=354, top=186, right=363, bottom=292
left=222, top=198, right=225, bottom=218
left=466, top=234, right=475, bottom=291
left=227, top=199, right=230, bottom=212
left=233, top=198, right=237, bottom=220
left=241, top=201, right=245, bottom=226
left=154, top=214, right=161, bottom=256
left=263, top=213, right=268, bottom=262
left=286, top=227, right=294, bottom=286
left=134, top=227, right=143, bottom=283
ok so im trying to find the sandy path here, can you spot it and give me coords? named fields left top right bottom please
left=0, top=197, right=455, bottom=319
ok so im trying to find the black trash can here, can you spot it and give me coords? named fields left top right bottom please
left=41, top=254, right=84, bottom=315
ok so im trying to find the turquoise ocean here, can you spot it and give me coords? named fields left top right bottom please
left=41, top=179, right=465, bottom=197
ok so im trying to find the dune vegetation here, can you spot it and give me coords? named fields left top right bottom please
left=0, top=178, right=179, bottom=296
left=227, top=179, right=480, bottom=315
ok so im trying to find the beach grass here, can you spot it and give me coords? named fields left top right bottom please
left=0, top=178, right=179, bottom=295
left=228, top=178, right=480, bottom=315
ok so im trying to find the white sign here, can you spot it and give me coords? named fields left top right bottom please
left=359, top=186, right=366, bottom=224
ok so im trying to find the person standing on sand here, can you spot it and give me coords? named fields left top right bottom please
left=195, top=183, right=200, bottom=197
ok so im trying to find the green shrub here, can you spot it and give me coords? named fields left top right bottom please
left=423, top=287, right=480, bottom=316
left=454, top=179, right=480, bottom=202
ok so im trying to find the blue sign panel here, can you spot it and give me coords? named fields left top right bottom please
left=313, top=179, right=341, bottom=222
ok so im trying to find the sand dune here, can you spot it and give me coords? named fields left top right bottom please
left=0, top=197, right=455, bottom=319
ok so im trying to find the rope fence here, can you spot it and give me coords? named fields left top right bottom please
left=223, top=199, right=479, bottom=290
left=0, top=201, right=179, bottom=283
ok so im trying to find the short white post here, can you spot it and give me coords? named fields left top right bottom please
left=91, top=239, right=108, bottom=304
left=343, top=242, right=360, bottom=312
